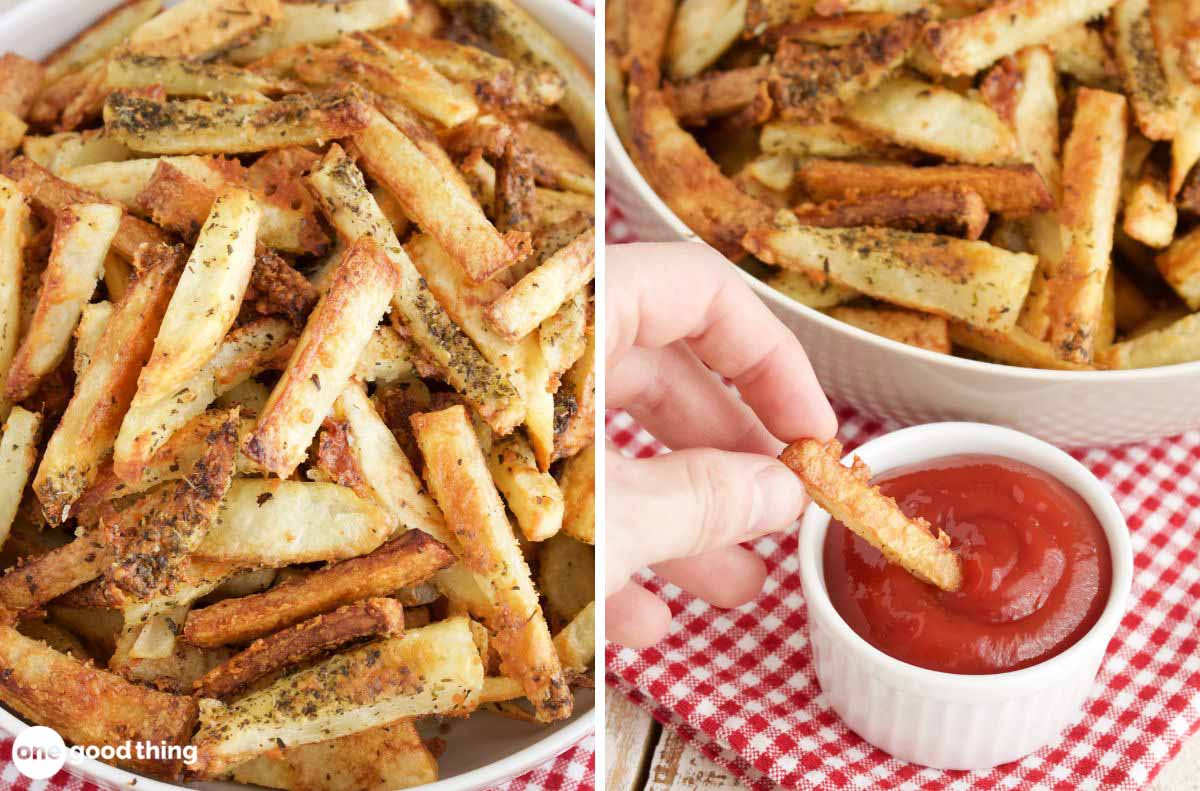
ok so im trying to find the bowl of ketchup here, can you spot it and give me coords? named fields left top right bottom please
left=797, top=422, right=1133, bottom=771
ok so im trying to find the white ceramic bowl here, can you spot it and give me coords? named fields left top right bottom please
left=796, top=422, right=1133, bottom=769
left=0, top=1, right=595, bottom=789
left=605, top=111, right=1200, bottom=448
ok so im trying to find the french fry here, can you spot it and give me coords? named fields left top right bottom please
left=846, top=76, right=1019, bottom=165
left=767, top=268, right=861, bottom=309
left=666, top=0, right=748, bottom=80
left=103, top=88, right=371, bottom=155
left=1110, top=0, right=1175, bottom=140
left=133, top=188, right=260, bottom=406
left=411, top=405, right=571, bottom=721
left=0, top=53, right=45, bottom=120
left=354, top=325, right=417, bottom=385
left=950, top=322, right=1093, bottom=369
left=624, top=0, right=675, bottom=89
left=791, top=186, right=989, bottom=239
left=489, top=431, right=564, bottom=541
left=439, top=0, right=594, bottom=153
left=1157, top=226, right=1200, bottom=309
left=744, top=211, right=1037, bottom=330
left=229, top=721, right=438, bottom=791
left=553, top=599, right=595, bottom=673
left=186, top=533, right=449, bottom=651
left=764, top=12, right=895, bottom=45
left=193, top=598, right=406, bottom=700
left=354, top=102, right=529, bottom=282
left=923, top=0, right=1118, bottom=76
left=306, top=145, right=524, bottom=433
left=1150, top=0, right=1200, bottom=196
left=558, top=442, right=595, bottom=544
left=1042, top=88, right=1126, bottom=364
left=1045, top=23, right=1118, bottom=87
left=781, top=438, right=962, bottom=591
left=486, top=226, right=594, bottom=343
left=125, top=0, right=278, bottom=58
left=0, top=176, right=27, bottom=424
left=828, top=305, right=951, bottom=353
left=41, top=0, right=162, bottom=85
left=1101, top=310, right=1200, bottom=368
left=0, top=622, right=198, bottom=779
left=1124, top=158, right=1177, bottom=249
left=538, top=533, right=594, bottom=625
left=0, top=408, right=39, bottom=548
left=540, top=289, right=589, bottom=377
left=190, top=617, right=483, bottom=777
left=534, top=186, right=594, bottom=226
left=522, top=123, right=595, bottom=195
left=794, top=159, right=1053, bottom=216
left=34, top=243, right=182, bottom=523
left=0, top=530, right=117, bottom=611
left=195, top=479, right=394, bottom=565
left=228, top=0, right=412, bottom=64
left=106, top=54, right=302, bottom=98
left=667, top=65, right=771, bottom=125
left=114, top=317, right=292, bottom=482
left=554, top=325, right=594, bottom=462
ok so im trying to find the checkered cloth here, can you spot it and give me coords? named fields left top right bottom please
left=606, top=198, right=1200, bottom=790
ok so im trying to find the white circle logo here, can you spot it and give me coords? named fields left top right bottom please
left=12, top=726, right=67, bottom=779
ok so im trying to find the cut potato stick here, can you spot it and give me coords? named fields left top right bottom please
left=354, top=325, right=416, bottom=385
left=553, top=599, right=595, bottom=673
left=1046, top=23, right=1118, bottom=87
left=34, top=243, right=182, bottom=523
left=0, top=622, right=197, bottom=780
left=558, top=442, right=595, bottom=544
left=354, top=102, right=528, bottom=282
left=489, top=431, right=564, bottom=541
left=554, top=325, right=594, bottom=462
left=193, top=598, right=405, bottom=700
left=827, top=305, right=951, bottom=353
left=950, top=322, right=1093, bottom=370
left=487, top=226, right=594, bottom=342
left=760, top=119, right=916, bottom=160
left=792, top=186, right=988, bottom=239
left=667, top=65, right=770, bottom=124
left=0, top=53, right=44, bottom=120
left=624, top=0, right=675, bottom=89
left=0, top=408, right=39, bottom=548
left=743, top=211, right=1037, bottom=330
left=190, top=617, right=483, bottom=777
left=846, top=76, right=1019, bottom=165
left=1101, top=311, right=1200, bottom=368
left=411, top=405, right=571, bottom=722
left=228, top=0, right=411, bottom=64
left=794, top=159, right=1053, bottom=216
left=1150, top=0, right=1200, bottom=195
left=1124, top=159, right=1177, bottom=249
left=134, top=188, right=260, bottom=406
left=306, top=145, right=523, bottom=433
left=781, top=438, right=962, bottom=590
left=103, top=88, right=371, bottom=155
left=114, top=317, right=293, bottom=482
left=244, top=237, right=399, bottom=478
left=521, top=123, right=595, bottom=195
left=540, top=289, right=588, bottom=377
left=666, top=0, right=748, bottom=80
left=229, top=721, right=438, bottom=791
left=1157, top=227, right=1200, bottom=309
left=125, top=0, right=278, bottom=59
left=1109, top=0, right=1175, bottom=140
left=185, top=530, right=452, bottom=647
left=106, top=54, right=302, bottom=98
left=1043, top=88, right=1126, bottom=364
left=0, top=177, right=25, bottom=423
left=923, top=0, right=1118, bottom=76
left=42, top=0, right=162, bottom=85
left=767, top=268, right=861, bottom=309
left=0, top=528, right=116, bottom=611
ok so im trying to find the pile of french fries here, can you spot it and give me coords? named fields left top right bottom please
left=607, top=0, right=1200, bottom=370
left=0, top=0, right=595, bottom=786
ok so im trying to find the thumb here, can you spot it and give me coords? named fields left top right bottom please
left=605, top=445, right=807, bottom=593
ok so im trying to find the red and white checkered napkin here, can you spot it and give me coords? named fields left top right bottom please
left=605, top=201, right=1200, bottom=790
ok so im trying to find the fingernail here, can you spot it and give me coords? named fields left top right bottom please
left=749, top=463, right=807, bottom=535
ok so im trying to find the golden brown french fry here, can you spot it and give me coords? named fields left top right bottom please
left=540, top=289, right=589, bottom=378
left=0, top=530, right=117, bottom=611
left=1101, top=311, right=1200, bottom=368
left=667, top=65, right=770, bottom=125
left=0, top=176, right=27, bottom=423
left=486, top=226, right=594, bottom=342
left=0, top=53, right=44, bottom=120
left=6, top=203, right=119, bottom=402
left=105, top=54, right=302, bottom=98
left=1157, top=226, right=1200, bottom=309
left=666, top=0, right=748, bottom=80
left=1124, top=158, right=1177, bottom=249
left=558, top=442, right=594, bottom=544
left=228, top=0, right=412, bottom=64
left=1110, top=0, right=1175, bottom=140
left=624, top=0, right=675, bottom=89
left=828, top=305, right=951, bottom=353
left=923, top=0, right=1118, bottom=76
left=791, top=186, right=989, bottom=239
left=0, top=622, right=197, bottom=779
left=553, top=599, right=595, bottom=673
left=781, top=438, right=962, bottom=591
left=950, top=322, right=1093, bottom=370
left=34, top=243, right=182, bottom=523
left=103, top=88, right=371, bottom=155
left=743, top=211, right=1037, bottom=330
left=411, top=405, right=571, bottom=722
left=1044, top=23, right=1118, bottom=87
left=554, top=325, right=594, bottom=462
left=539, top=532, right=593, bottom=625
left=190, top=617, right=483, bottom=777
left=42, top=0, right=162, bottom=85
left=125, top=0, right=278, bottom=58
left=521, top=123, right=595, bottom=195
left=0, top=408, right=40, bottom=549
left=245, top=237, right=400, bottom=478
left=767, top=268, right=860, bottom=309
left=489, top=431, right=564, bottom=541
left=1150, top=0, right=1200, bottom=196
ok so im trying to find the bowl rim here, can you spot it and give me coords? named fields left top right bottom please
left=0, top=0, right=596, bottom=788
left=795, top=421, right=1134, bottom=698
left=604, top=104, right=1200, bottom=382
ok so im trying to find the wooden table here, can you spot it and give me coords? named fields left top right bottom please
left=606, top=686, right=1200, bottom=791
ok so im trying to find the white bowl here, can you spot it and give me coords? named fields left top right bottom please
left=796, top=422, right=1133, bottom=769
left=605, top=110, right=1200, bottom=447
left=0, top=1, right=595, bottom=789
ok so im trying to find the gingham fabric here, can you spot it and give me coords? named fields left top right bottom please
left=606, top=198, right=1200, bottom=790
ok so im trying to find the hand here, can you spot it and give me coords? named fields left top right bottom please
left=606, top=242, right=838, bottom=648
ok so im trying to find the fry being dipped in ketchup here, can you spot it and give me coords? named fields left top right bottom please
left=782, top=439, right=1111, bottom=675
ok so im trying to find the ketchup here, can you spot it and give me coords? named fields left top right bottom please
left=822, top=454, right=1111, bottom=675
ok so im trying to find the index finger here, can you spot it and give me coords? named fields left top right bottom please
left=607, top=242, right=838, bottom=442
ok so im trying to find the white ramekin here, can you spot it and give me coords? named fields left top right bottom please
left=797, top=422, right=1134, bottom=770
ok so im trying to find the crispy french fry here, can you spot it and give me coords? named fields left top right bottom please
left=521, top=123, right=595, bottom=195
left=34, top=243, right=182, bottom=523
left=1101, top=311, right=1200, bottom=368
left=767, top=268, right=861, bottom=308
left=125, top=0, right=278, bottom=58
left=554, top=326, right=594, bottom=462
left=558, top=442, right=594, bottom=544
left=540, top=289, right=588, bottom=377
left=104, top=88, right=371, bottom=155
left=0, top=622, right=197, bottom=779
left=744, top=211, right=1037, bottom=330
left=486, top=226, right=594, bottom=342
left=553, top=599, right=595, bottom=673
left=792, top=186, right=989, bottom=239
left=0, top=53, right=44, bottom=120
left=1157, top=226, right=1200, bottom=309
left=950, top=322, right=1093, bottom=369
left=765, top=11, right=894, bottom=45
left=667, top=65, right=770, bottom=125
left=666, top=0, right=748, bottom=80
left=781, top=438, right=962, bottom=590
left=1045, top=23, right=1118, bottom=87
left=190, top=617, right=483, bottom=777
left=1150, top=0, right=1200, bottom=195
left=489, top=431, right=564, bottom=541
left=229, top=0, right=412, bottom=64
left=42, top=0, right=163, bottom=85
left=828, top=305, right=951, bottom=353
left=106, top=54, right=301, bottom=98
left=794, top=159, right=1053, bottom=216
left=1124, top=158, right=1177, bottom=249
left=0, top=530, right=117, bottom=611
left=354, top=325, right=417, bottom=385
left=0, top=408, right=39, bottom=549
left=0, top=176, right=27, bottom=424
left=846, top=76, right=1019, bottom=165
left=193, top=598, right=406, bottom=700
left=539, top=532, right=594, bottom=625
left=624, top=0, right=675, bottom=89
left=1110, top=0, right=1175, bottom=140
left=411, top=405, right=571, bottom=722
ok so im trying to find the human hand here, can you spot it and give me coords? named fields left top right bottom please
left=606, top=242, right=838, bottom=648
